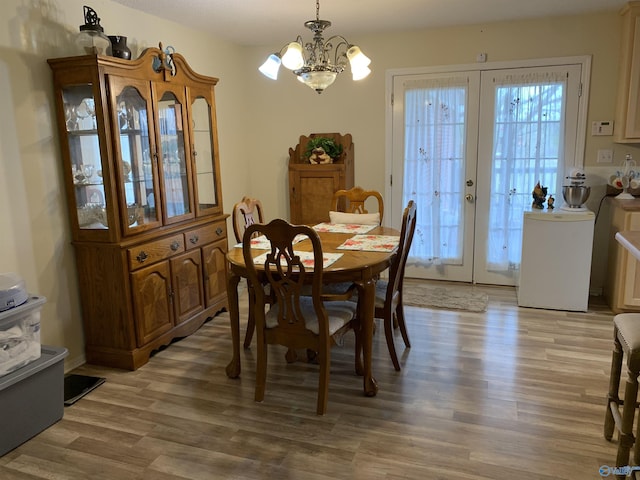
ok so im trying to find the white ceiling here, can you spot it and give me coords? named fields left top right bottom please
left=111, top=0, right=628, bottom=47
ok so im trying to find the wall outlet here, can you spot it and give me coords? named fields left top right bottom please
left=597, top=149, right=613, bottom=163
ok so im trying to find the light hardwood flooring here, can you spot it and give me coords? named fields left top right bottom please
left=0, top=280, right=622, bottom=479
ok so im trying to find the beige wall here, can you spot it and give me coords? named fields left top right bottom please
left=0, top=0, right=248, bottom=368
left=0, top=0, right=629, bottom=369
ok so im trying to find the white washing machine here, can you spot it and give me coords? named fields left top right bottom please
left=517, top=207, right=595, bottom=312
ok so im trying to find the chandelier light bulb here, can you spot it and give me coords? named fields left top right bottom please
left=351, top=65, right=371, bottom=81
left=258, top=54, right=282, bottom=80
left=281, top=42, right=304, bottom=70
left=347, top=46, right=371, bottom=69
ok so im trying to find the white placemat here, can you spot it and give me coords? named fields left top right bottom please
left=336, top=234, right=400, bottom=252
left=235, top=234, right=307, bottom=249
left=251, top=250, right=343, bottom=270
left=312, top=222, right=377, bottom=234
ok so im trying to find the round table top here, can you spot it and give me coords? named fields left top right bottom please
left=226, top=225, right=400, bottom=280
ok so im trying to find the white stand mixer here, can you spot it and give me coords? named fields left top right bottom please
left=561, top=168, right=590, bottom=211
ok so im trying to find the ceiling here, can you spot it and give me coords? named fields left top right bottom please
left=111, top=0, right=628, bottom=47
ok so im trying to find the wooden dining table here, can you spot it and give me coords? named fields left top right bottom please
left=224, top=224, right=400, bottom=397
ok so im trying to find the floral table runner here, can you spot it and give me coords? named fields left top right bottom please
left=336, top=234, right=400, bottom=252
left=312, top=222, right=377, bottom=234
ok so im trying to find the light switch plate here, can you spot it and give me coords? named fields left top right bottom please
left=597, top=149, right=613, bottom=163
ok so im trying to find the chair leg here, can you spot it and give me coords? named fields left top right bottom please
left=605, top=336, right=623, bottom=441
left=255, top=333, right=267, bottom=403
left=354, top=320, right=363, bottom=376
left=617, top=365, right=639, bottom=468
left=285, top=348, right=298, bottom=363
left=384, top=311, right=401, bottom=372
left=396, top=303, right=411, bottom=348
left=243, top=280, right=255, bottom=349
left=316, top=346, right=330, bottom=415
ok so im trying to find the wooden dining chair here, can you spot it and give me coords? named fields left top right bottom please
left=374, top=200, right=417, bottom=371
left=232, top=196, right=265, bottom=243
left=331, top=186, right=384, bottom=224
left=242, top=219, right=362, bottom=415
left=232, top=196, right=268, bottom=349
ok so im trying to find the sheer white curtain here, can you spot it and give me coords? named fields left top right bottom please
left=402, top=76, right=469, bottom=267
left=486, top=70, right=568, bottom=272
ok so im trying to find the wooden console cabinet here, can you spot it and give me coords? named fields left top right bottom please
left=48, top=46, right=227, bottom=369
left=606, top=198, right=640, bottom=312
left=288, top=133, right=354, bottom=225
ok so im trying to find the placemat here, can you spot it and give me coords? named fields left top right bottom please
left=235, top=234, right=307, bottom=249
left=251, top=250, right=343, bottom=270
left=336, top=234, right=400, bottom=252
left=312, top=222, right=377, bottom=234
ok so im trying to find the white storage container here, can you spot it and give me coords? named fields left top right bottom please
left=0, top=296, right=45, bottom=377
left=0, top=273, right=28, bottom=312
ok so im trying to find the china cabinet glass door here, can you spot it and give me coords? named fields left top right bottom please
left=189, top=87, right=220, bottom=216
left=155, top=84, right=193, bottom=224
left=109, top=76, right=162, bottom=234
left=62, top=84, right=108, bottom=230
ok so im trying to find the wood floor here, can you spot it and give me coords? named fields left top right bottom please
left=0, top=280, right=622, bottom=479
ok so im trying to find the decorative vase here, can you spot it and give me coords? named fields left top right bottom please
left=109, top=36, right=131, bottom=60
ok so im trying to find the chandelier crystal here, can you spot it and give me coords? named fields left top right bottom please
left=258, top=0, right=371, bottom=94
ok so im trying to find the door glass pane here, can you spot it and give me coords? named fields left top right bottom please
left=487, top=75, right=566, bottom=272
left=158, top=92, right=190, bottom=218
left=62, top=84, right=107, bottom=230
left=403, top=78, right=468, bottom=267
left=191, top=96, right=218, bottom=211
left=116, top=86, right=155, bottom=227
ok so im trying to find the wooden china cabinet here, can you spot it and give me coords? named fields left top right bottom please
left=288, top=133, right=354, bottom=225
left=48, top=46, right=228, bottom=370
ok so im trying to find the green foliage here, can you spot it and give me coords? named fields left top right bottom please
left=305, top=137, right=343, bottom=159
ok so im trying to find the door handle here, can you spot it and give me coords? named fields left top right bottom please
left=465, top=194, right=474, bottom=203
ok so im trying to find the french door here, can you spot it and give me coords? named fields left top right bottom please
left=389, top=59, right=587, bottom=285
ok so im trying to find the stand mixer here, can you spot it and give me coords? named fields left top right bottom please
left=561, top=168, right=590, bottom=211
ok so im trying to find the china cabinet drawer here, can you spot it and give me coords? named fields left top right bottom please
left=184, top=221, right=227, bottom=250
left=127, top=234, right=185, bottom=271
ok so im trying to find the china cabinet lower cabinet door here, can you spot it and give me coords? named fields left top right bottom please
left=202, top=239, right=228, bottom=307
left=171, top=249, right=205, bottom=325
left=131, top=261, right=174, bottom=346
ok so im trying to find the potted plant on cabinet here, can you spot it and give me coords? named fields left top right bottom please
left=305, top=137, right=344, bottom=164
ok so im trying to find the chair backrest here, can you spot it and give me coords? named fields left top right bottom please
left=331, top=186, right=384, bottom=224
left=232, top=196, right=265, bottom=243
left=386, top=200, right=417, bottom=300
left=242, top=219, right=327, bottom=337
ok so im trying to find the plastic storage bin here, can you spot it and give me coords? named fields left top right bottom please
left=0, top=345, right=67, bottom=456
left=0, top=273, right=28, bottom=312
left=0, top=296, right=45, bottom=377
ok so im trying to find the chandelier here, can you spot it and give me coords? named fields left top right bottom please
left=258, top=0, right=371, bottom=94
